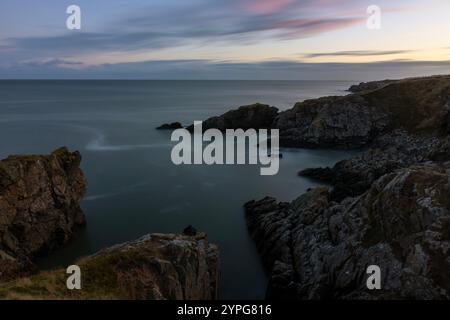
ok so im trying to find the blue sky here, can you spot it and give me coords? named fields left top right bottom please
left=0, top=0, right=449, bottom=79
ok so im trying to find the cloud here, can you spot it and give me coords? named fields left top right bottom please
left=1, top=58, right=449, bottom=81
left=302, top=50, right=415, bottom=58
left=17, top=58, right=83, bottom=67
left=1, top=0, right=372, bottom=62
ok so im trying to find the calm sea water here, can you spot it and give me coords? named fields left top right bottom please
left=0, top=80, right=356, bottom=299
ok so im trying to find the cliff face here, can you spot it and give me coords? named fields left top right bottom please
left=275, top=95, right=389, bottom=148
left=275, top=75, right=450, bottom=148
left=192, top=75, right=450, bottom=149
left=245, top=76, right=450, bottom=300
left=187, top=103, right=278, bottom=132
left=0, top=233, right=220, bottom=300
left=245, top=162, right=450, bottom=299
left=0, top=147, right=87, bottom=282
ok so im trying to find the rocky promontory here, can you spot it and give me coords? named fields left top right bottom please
left=156, top=122, right=183, bottom=130
left=238, top=75, right=450, bottom=299
left=190, top=75, right=450, bottom=149
left=186, top=103, right=278, bottom=132
left=0, top=147, right=87, bottom=282
left=0, top=232, right=219, bottom=300
left=246, top=162, right=450, bottom=299
left=0, top=149, right=220, bottom=300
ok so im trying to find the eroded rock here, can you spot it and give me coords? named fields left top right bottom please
left=0, top=147, right=86, bottom=282
left=0, top=233, right=220, bottom=300
left=246, top=163, right=450, bottom=299
left=187, top=103, right=278, bottom=132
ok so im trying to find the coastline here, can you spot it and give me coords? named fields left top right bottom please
left=1, top=75, right=450, bottom=299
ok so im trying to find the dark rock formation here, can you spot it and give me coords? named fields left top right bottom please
left=156, top=122, right=183, bottom=130
left=348, top=80, right=396, bottom=93
left=275, top=94, right=389, bottom=148
left=429, top=134, right=450, bottom=161
left=276, top=75, right=450, bottom=148
left=245, top=162, right=450, bottom=299
left=0, top=147, right=86, bottom=282
left=300, top=131, right=441, bottom=200
left=187, top=103, right=278, bottom=132
left=176, top=75, right=450, bottom=149
left=0, top=233, right=220, bottom=300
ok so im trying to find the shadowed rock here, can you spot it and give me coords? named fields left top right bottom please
left=0, top=147, right=86, bottom=282
left=0, top=233, right=220, bottom=300
left=187, top=103, right=278, bottom=132
left=245, top=162, right=450, bottom=299
left=156, top=122, right=183, bottom=130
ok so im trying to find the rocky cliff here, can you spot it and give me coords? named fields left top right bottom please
left=191, top=75, right=450, bottom=149
left=0, top=232, right=220, bottom=300
left=241, top=75, right=450, bottom=299
left=187, top=103, right=278, bottom=132
left=276, top=75, right=450, bottom=148
left=0, top=147, right=87, bottom=282
left=245, top=162, right=450, bottom=299
left=0, top=149, right=220, bottom=300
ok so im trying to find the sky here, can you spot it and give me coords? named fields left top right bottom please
left=0, top=0, right=449, bottom=80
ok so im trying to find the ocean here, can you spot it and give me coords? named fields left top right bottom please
left=0, top=80, right=357, bottom=299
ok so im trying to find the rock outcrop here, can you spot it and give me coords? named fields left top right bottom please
left=275, top=94, right=389, bottom=148
left=156, top=122, right=183, bottom=130
left=244, top=76, right=450, bottom=299
left=187, top=103, right=278, bottom=132
left=245, top=162, right=450, bottom=299
left=276, top=75, right=450, bottom=148
left=0, top=232, right=220, bottom=300
left=348, top=80, right=396, bottom=93
left=187, top=75, right=450, bottom=149
left=299, top=130, right=441, bottom=200
left=0, top=147, right=87, bottom=282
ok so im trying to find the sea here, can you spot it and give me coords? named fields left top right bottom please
left=0, top=80, right=357, bottom=299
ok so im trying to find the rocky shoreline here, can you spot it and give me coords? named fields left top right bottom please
left=190, top=75, right=450, bottom=299
left=0, top=232, right=219, bottom=300
left=2, top=75, right=449, bottom=300
left=0, top=147, right=87, bottom=282
left=0, top=148, right=220, bottom=300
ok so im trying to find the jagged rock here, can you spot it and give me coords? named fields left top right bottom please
left=275, top=75, right=450, bottom=148
left=179, top=76, right=450, bottom=149
left=245, top=162, right=450, bottom=299
left=275, top=94, right=389, bottom=148
left=156, top=122, right=183, bottom=130
left=0, top=233, right=220, bottom=300
left=300, top=131, right=441, bottom=200
left=429, top=135, right=450, bottom=161
left=187, top=103, right=278, bottom=132
left=0, top=147, right=86, bottom=282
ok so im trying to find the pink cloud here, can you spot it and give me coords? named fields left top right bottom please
left=273, top=17, right=365, bottom=38
left=244, top=0, right=294, bottom=14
